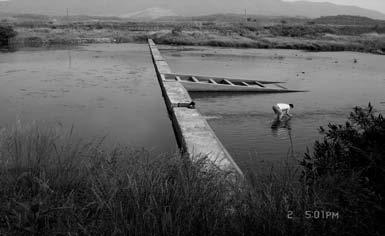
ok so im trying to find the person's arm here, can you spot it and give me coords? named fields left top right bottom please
left=286, top=109, right=292, bottom=117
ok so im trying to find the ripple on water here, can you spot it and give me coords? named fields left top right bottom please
left=182, top=47, right=384, bottom=167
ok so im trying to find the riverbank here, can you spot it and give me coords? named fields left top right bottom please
left=6, top=22, right=385, bottom=55
left=1, top=104, right=384, bottom=235
left=0, top=121, right=309, bottom=235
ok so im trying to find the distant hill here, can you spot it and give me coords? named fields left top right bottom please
left=312, top=15, right=385, bottom=26
left=160, top=14, right=309, bottom=25
left=1, top=13, right=51, bottom=21
left=140, top=0, right=385, bottom=20
left=0, top=12, right=123, bottom=24
left=115, top=0, right=385, bottom=20
left=2, top=0, right=385, bottom=20
left=120, top=7, right=177, bottom=20
left=283, top=1, right=385, bottom=20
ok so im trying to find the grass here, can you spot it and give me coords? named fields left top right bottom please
left=0, top=121, right=349, bottom=236
left=3, top=19, right=385, bottom=54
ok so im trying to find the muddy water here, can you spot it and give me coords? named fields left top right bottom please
left=162, top=46, right=385, bottom=170
left=0, top=44, right=177, bottom=153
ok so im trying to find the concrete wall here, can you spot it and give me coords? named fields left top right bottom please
left=148, top=39, right=243, bottom=176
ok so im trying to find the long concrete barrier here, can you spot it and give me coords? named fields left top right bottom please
left=148, top=39, right=243, bottom=176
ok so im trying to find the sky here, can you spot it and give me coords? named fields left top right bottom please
left=0, top=0, right=385, bottom=15
left=283, top=0, right=385, bottom=14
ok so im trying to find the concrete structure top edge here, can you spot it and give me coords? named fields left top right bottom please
left=148, top=39, right=244, bottom=177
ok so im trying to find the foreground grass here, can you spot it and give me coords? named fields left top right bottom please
left=0, top=121, right=347, bottom=236
left=1, top=103, right=384, bottom=235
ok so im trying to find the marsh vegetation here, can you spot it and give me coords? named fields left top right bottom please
left=0, top=25, right=17, bottom=49
left=0, top=105, right=384, bottom=235
left=2, top=15, right=385, bottom=54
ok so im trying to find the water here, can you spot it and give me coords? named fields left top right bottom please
left=161, top=46, right=385, bottom=170
left=0, top=44, right=177, bottom=154
left=1, top=44, right=384, bottom=172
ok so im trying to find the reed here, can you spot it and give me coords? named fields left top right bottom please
left=0, top=121, right=308, bottom=235
left=0, top=106, right=383, bottom=236
left=6, top=21, right=385, bottom=54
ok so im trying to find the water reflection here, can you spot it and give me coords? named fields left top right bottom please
left=271, top=118, right=291, bottom=136
left=67, top=49, right=72, bottom=69
left=271, top=117, right=292, bottom=137
left=271, top=117, right=295, bottom=156
left=166, top=46, right=385, bottom=169
left=0, top=43, right=177, bottom=153
left=190, top=92, right=274, bottom=100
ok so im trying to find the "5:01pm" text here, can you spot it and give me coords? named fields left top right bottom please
left=287, top=211, right=340, bottom=220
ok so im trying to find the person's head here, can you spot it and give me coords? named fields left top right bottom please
left=289, top=104, right=294, bottom=109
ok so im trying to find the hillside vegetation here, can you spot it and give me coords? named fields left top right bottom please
left=312, top=15, right=385, bottom=25
left=0, top=25, right=17, bottom=48
left=1, top=14, right=385, bottom=54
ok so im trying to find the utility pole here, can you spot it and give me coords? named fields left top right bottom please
left=66, top=8, right=70, bottom=29
left=244, top=9, right=247, bottom=23
left=66, top=8, right=70, bottom=34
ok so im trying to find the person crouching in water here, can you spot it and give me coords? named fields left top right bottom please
left=272, top=103, right=294, bottom=121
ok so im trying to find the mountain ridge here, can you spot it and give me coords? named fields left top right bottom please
left=120, top=7, right=177, bottom=20
left=2, top=0, right=385, bottom=20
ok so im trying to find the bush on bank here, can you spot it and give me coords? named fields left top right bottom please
left=0, top=25, right=17, bottom=48
left=302, top=103, right=385, bottom=236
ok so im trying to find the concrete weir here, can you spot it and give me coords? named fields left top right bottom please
left=148, top=39, right=243, bottom=176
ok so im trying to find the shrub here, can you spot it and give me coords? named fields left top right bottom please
left=171, top=26, right=183, bottom=35
left=24, top=36, right=45, bottom=47
left=301, top=104, right=385, bottom=235
left=0, top=25, right=17, bottom=48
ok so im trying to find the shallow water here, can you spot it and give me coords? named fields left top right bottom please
left=0, top=44, right=177, bottom=154
left=1, top=44, right=384, bottom=172
left=162, top=46, right=385, bottom=170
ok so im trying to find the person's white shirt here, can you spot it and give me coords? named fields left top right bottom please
left=277, top=103, right=291, bottom=111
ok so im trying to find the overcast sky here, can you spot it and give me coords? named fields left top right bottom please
left=283, top=0, right=385, bottom=14
left=1, top=0, right=385, bottom=15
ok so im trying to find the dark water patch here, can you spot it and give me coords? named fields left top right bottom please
left=0, top=43, right=177, bottom=154
left=192, top=92, right=269, bottom=98
left=159, top=47, right=205, bottom=52
left=4, top=69, right=27, bottom=74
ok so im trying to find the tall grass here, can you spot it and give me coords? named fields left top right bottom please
left=0, top=118, right=380, bottom=235
left=6, top=20, right=385, bottom=54
left=0, top=25, right=18, bottom=49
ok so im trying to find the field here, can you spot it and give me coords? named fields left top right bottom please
left=1, top=14, right=385, bottom=54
